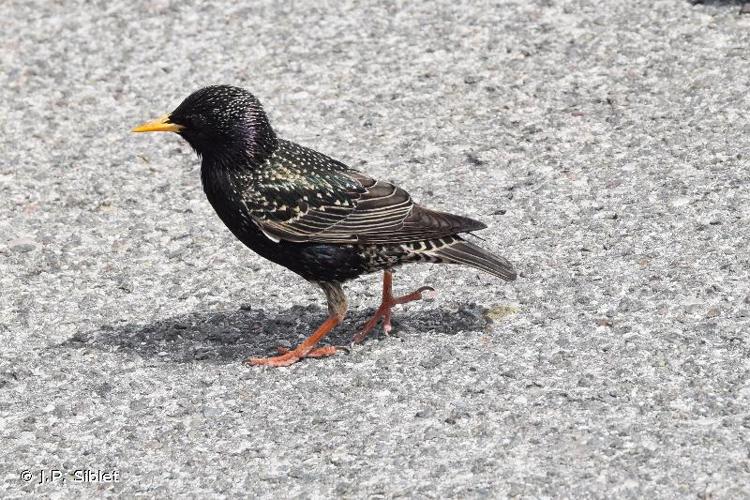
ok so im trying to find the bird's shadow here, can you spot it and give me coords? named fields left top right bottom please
left=60, top=303, right=491, bottom=364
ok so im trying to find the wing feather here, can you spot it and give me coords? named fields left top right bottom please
left=247, top=140, right=485, bottom=244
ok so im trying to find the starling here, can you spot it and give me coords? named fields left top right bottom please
left=133, top=85, right=516, bottom=367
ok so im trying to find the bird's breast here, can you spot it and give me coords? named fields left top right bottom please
left=200, top=165, right=272, bottom=250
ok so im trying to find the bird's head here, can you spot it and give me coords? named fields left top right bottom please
left=133, top=85, right=277, bottom=162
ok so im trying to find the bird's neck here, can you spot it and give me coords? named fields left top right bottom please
left=242, top=125, right=278, bottom=166
left=200, top=155, right=250, bottom=227
left=199, top=136, right=278, bottom=205
left=201, top=132, right=278, bottom=173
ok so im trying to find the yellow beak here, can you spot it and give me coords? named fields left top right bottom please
left=132, top=115, right=184, bottom=133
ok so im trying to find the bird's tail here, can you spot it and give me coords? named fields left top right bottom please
left=431, top=239, right=517, bottom=281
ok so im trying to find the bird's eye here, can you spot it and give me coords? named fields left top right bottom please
left=179, top=115, right=192, bottom=128
left=185, top=114, right=209, bottom=130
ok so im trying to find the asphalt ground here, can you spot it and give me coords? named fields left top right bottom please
left=1, top=0, right=749, bottom=498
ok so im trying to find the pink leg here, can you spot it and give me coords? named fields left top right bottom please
left=351, top=271, right=434, bottom=344
left=245, top=314, right=341, bottom=367
left=245, top=282, right=348, bottom=367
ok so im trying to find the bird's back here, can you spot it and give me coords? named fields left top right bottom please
left=201, top=138, right=514, bottom=281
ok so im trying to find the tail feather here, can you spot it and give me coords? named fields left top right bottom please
left=431, top=240, right=517, bottom=281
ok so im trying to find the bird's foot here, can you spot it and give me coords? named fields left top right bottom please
left=244, top=345, right=337, bottom=367
left=276, top=345, right=337, bottom=358
left=244, top=351, right=300, bottom=367
left=352, top=285, right=435, bottom=344
left=245, top=313, right=342, bottom=367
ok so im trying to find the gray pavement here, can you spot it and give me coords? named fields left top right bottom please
left=1, top=0, right=749, bottom=498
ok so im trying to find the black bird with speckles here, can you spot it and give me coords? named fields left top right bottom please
left=134, top=85, right=516, bottom=367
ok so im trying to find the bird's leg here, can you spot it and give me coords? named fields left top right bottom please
left=246, top=315, right=339, bottom=367
left=246, top=282, right=347, bottom=367
left=351, top=271, right=435, bottom=344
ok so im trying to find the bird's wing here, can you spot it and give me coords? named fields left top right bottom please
left=245, top=142, right=486, bottom=244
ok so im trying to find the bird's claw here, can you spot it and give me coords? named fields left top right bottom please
left=416, top=286, right=436, bottom=301
left=275, top=345, right=338, bottom=358
left=351, top=284, right=435, bottom=344
left=244, top=353, right=301, bottom=367
left=244, top=344, right=339, bottom=367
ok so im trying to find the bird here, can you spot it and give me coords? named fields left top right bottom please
left=133, top=85, right=516, bottom=367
